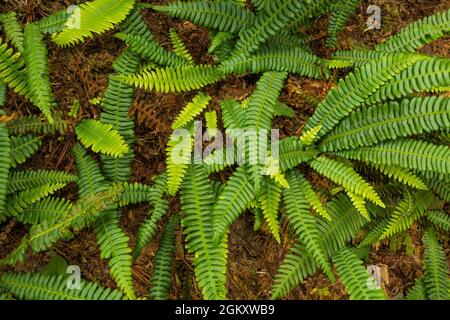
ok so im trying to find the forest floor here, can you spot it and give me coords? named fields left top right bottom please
left=0, top=0, right=449, bottom=300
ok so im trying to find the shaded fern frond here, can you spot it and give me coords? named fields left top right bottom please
left=6, top=113, right=67, bottom=136
left=9, top=135, right=41, bottom=168
left=0, top=123, right=10, bottom=219
left=279, top=137, right=318, bottom=172
left=8, top=170, right=76, bottom=194
left=149, top=215, right=179, bottom=300
left=370, top=164, right=428, bottom=190
left=427, top=211, right=450, bottom=233
left=326, top=0, right=362, bottom=48
left=0, top=12, right=24, bottom=52
left=18, top=197, right=72, bottom=225
left=406, top=277, right=427, bottom=300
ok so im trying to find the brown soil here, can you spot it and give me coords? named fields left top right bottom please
left=0, top=0, right=449, bottom=300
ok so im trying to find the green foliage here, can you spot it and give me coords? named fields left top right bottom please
left=422, top=230, right=450, bottom=300
left=75, top=119, right=129, bottom=157
left=0, top=37, right=30, bottom=99
left=6, top=113, right=67, bottom=136
left=0, top=273, right=125, bottom=300
left=326, top=0, right=362, bottom=48
left=332, top=247, right=386, bottom=300
left=0, top=12, right=24, bottom=52
left=259, top=177, right=282, bottom=243
left=169, top=29, right=194, bottom=64
left=9, top=135, right=42, bottom=168
left=18, top=197, right=72, bottom=225
left=427, top=211, right=450, bottom=233
left=172, top=92, right=212, bottom=129
left=166, top=130, right=192, bottom=196
left=180, top=165, right=228, bottom=300
left=149, top=216, right=179, bottom=300
left=0, top=123, right=10, bottom=220
left=151, top=1, right=254, bottom=34
left=23, top=24, right=56, bottom=124
left=7, top=170, right=76, bottom=194
left=53, top=0, right=136, bottom=46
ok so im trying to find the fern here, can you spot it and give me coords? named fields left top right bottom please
left=332, top=247, right=386, bottom=300
left=310, top=157, right=384, bottom=207
left=258, top=177, right=282, bottom=243
left=149, top=215, right=179, bottom=300
left=375, top=8, right=450, bottom=53
left=406, top=277, right=428, bottom=300
left=37, top=10, right=71, bottom=34
left=113, top=65, right=223, bottom=93
left=151, top=1, right=255, bottom=34
left=180, top=164, right=228, bottom=300
left=0, top=37, right=30, bottom=99
left=23, top=24, right=56, bottom=123
left=326, top=0, right=362, bottom=48
left=169, top=28, right=194, bottom=64
left=166, top=130, right=193, bottom=196
left=334, top=139, right=450, bottom=175
left=6, top=113, right=67, bottom=136
left=320, top=96, right=450, bottom=152
left=9, top=135, right=42, bottom=168
left=7, top=170, right=76, bottom=194
left=283, top=170, right=335, bottom=281
left=370, top=164, right=428, bottom=190
left=279, top=137, right=319, bottom=172
left=18, top=197, right=73, bottom=225
left=75, top=119, right=129, bottom=157
left=0, top=12, right=24, bottom=52
left=296, top=172, right=330, bottom=220
left=427, top=211, right=450, bottom=233
left=422, top=230, right=450, bottom=300
left=212, top=165, right=256, bottom=246
left=0, top=273, right=125, bottom=300
left=0, top=123, right=10, bottom=220
left=53, top=0, right=136, bottom=46
left=172, top=92, right=212, bottom=130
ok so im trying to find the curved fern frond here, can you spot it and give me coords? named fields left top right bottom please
left=406, top=277, right=427, bottom=300
left=334, top=139, right=450, bottom=175
left=375, top=9, right=450, bottom=52
left=180, top=164, right=228, bottom=300
left=259, top=177, right=282, bottom=243
left=310, top=157, right=384, bottom=207
left=169, top=28, right=194, bottom=64
left=371, top=164, right=428, bottom=190
left=423, top=230, right=450, bottom=300
left=346, top=190, right=370, bottom=221
left=166, top=130, right=193, bottom=196
left=75, top=119, right=129, bottom=157
left=37, top=10, right=71, bottom=34
left=23, top=24, right=56, bottom=123
left=212, top=165, right=256, bottom=246
left=244, top=71, right=287, bottom=130
left=221, top=99, right=247, bottom=129
left=304, top=54, right=427, bottom=141
left=73, top=144, right=107, bottom=196
left=279, top=137, right=318, bottom=172
left=0, top=273, right=125, bottom=300
left=0, top=38, right=30, bottom=99
left=283, top=171, right=335, bottom=281
left=113, top=65, right=223, bottom=93
left=93, top=209, right=136, bottom=299
left=149, top=215, right=179, bottom=300
left=6, top=113, right=67, bottom=136
left=0, top=12, right=24, bottom=52
left=332, top=247, right=386, bottom=300
left=9, top=135, right=41, bottom=168
left=320, top=96, right=450, bottom=152
left=172, top=92, right=212, bottom=130
left=326, top=0, right=362, bottom=48
left=151, top=1, right=254, bottom=34
left=427, top=211, right=450, bottom=233
left=18, top=197, right=72, bottom=225
left=296, top=172, right=330, bottom=220
left=0, top=123, right=10, bottom=219
left=273, top=101, right=295, bottom=118
left=53, top=0, right=136, bottom=47
left=8, top=170, right=76, bottom=194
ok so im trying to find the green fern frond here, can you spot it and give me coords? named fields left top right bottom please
left=375, top=8, right=450, bottom=53
left=300, top=125, right=322, bottom=146
left=180, top=164, right=228, bottom=300
left=166, top=130, right=193, bottom=196
left=326, top=0, right=362, bottom=48
left=296, top=172, right=330, bottom=220
left=151, top=1, right=254, bottom=34
left=169, top=28, right=194, bottom=64
left=423, top=230, right=450, bottom=300
left=6, top=113, right=67, bottom=136
left=212, top=165, right=255, bottom=246
left=379, top=190, right=434, bottom=240
left=205, top=111, right=218, bottom=136
left=23, top=24, right=56, bottom=124
left=93, top=209, right=136, bottom=299
left=8, top=170, right=76, bottom=194
left=370, top=164, right=428, bottom=190
left=310, top=157, right=384, bottom=207
left=346, top=190, right=370, bottom=221
left=73, top=144, right=107, bottom=196
left=304, top=54, right=427, bottom=141
left=118, top=182, right=152, bottom=207
left=320, top=96, right=450, bottom=152
left=332, top=247, right=386, bottom=300
left=18, top=197, right=72, bottom=225
left=0, top=273, right=125, bottom=300
left=113, top=65, right=223, bottom=93
left=427, top=211, right=450, bottom=233
left=259, top=177, right=282, bottom=243
left=334, top=139, right=450, bottom=175
left=0, top=38, right=30, bottom=99
left=221, top=99, right=247, bottom=129
left=0, top=81, right=6, bottom=106
left=37, top=10, right=71, bottom=34
left=273, top=101, right=295, bottom=118
left=0, top=123, right=10, bottom=220
left=115, top=32, right=187, bottom=67
left=119, top=5, right=153, bottom=40
left=419, top=171, right=450, bottom=201
left=9, top=135, right=42, bottom=168
left=53, top=0, right=136, bottom=47
left=220, top=46, right=327, bottom=79
left=279, top=137, right=319, bottom=171
left=283, top=170, right=335, bottom=281
left=172, top=92, right=212, bottom=130
left=75, top=119, right=129, bottom=157
left=149, top=215, right=179, bottom=300
left=406, top=277, right=427, bottom=300
left=0, top=12, right=24, bottom=52
left=209, top=31, right=233, bottom=54
left=244, top=71, right=287, bottom=130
